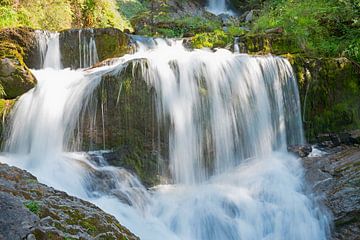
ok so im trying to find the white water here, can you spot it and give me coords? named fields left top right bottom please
left=0, top=38, right=330, bottom=239
left=36, top=31, right=62, bottom=69
left=207, top=0, right=233, bottom=15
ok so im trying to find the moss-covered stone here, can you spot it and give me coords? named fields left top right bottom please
left=236, top=32, right=302, bottom=55
left=0, top=36, right=36, bottom=99
left=78, top=62, right=167, bottom=186
left=288, top=55, right=360, bottom=141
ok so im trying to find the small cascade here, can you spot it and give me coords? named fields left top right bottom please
left=35, top=30, right=62, bottom=69
left=233, top=36, right=240, bottom=53
left=206, top=0, right=233, bottom=15
left=78, top=29, right=99, bottom=69
left=1, top=38, right=330, bottom=240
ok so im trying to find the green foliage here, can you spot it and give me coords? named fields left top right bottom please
left=118, top=0, right=147, bottom=19
left=24, top=200, right=40, bottom=214
left=191, top=29, right=230, bottom=49
left=0, top=0, right=132, bottom=31
left=252, top=0, right=360, bottom=61
left=0, top=6, right=18, bottom=29
left=345, top=39, right=360, bottom=63
left=145, top=15, right=221, bottom=38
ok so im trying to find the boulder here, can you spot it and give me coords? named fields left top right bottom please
left=0, top=163, right=139, bottom=240
left=0, top=40, right=36, bottom=99
left=288, top=144, right=312, bottom=157
left=78, top=62, right=168, bottom=186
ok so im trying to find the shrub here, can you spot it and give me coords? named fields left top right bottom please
left=24, top=200, right=40, bottom=214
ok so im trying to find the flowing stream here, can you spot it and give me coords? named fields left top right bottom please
left=0, top=35, right=330, bottom=239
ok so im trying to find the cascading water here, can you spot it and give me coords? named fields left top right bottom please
left=35, top=29, right=99, bottom=69
left=35, top=30, right=62, bottom=69
left=206, top=0, right=233, bottom=15
left=0, top=37, right=330, bottom=240
left=78, top=29, right=99, bottom=69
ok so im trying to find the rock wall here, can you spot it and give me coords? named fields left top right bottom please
left=60, top=28, right=131, bottom=69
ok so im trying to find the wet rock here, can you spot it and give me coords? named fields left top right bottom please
left=0, top=163, right=139, bottom=240
left=79, top=62, right=167, bottom=187
left=303, top=146, right=360, bottom=239
left=288, top=144, right=312, bottom=157
left=59, top=28, right=131, bottom=69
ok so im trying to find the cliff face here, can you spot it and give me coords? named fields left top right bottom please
left=0, top=163, right=139, bottom=240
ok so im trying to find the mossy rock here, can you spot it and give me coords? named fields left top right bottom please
left=288, top=54, right=360, bottom=141
left=0, top=27, right=39, bottom=68
left=237, top=32, right=302, bottom=55
left=59, top=28, right=131, bottom=69
left=78, top=62, right=167, bottom=186
left=0, top=40, right=36, bottom=99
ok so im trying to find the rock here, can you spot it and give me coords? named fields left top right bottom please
left=245, top=10, right=255, bottom=22
left=288, top=144, right=312, bottom=157
left=0, top=28, right=39, bottom=69
left=0, top=192, right=39, bottom=240
left=288, top=56, right=360, bottom=141
left=59, top=28, right=131, bottom=69
left=302, top=146, right=360, bottom=239
left=0, top=163, right=139, bottom=240
left=349, top=130, right=360, bottom=144
left=265, top=27, right=284, bottom=34
left=0, top=40, right=36, bottom=99
left=79, top=62, right=166, bottom=186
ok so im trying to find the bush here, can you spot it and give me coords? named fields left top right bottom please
left=0, top=0, right=132, bottom=31
left=252, top=0, right=360, bottom=61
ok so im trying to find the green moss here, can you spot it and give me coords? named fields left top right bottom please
left=95, top=31, right=130, bottom=61
left=289, top=55, right=360, bottom=141
left=24, top=200, right=40, bottom=214
left=81, top=219, right=97, bottom=234
left=191, top=30, right=230, bottom=49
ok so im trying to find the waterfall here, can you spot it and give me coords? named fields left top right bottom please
left=35, top=31, right=62, bottom=69
left=206, top=0, right=233, bottom=15
left=0, top=38, right=330, bottom=240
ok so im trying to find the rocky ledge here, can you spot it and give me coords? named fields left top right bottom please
left=0, top=163, right=138, bottom=240
left=303, top=145, right=360, bottom=239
